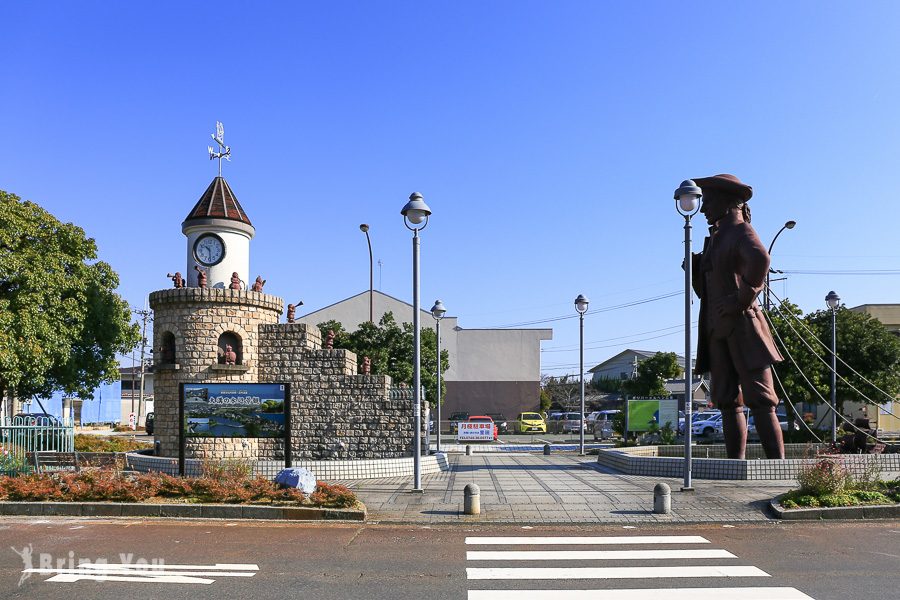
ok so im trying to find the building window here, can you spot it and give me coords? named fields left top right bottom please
left=217, top=332, right=242, bottom=365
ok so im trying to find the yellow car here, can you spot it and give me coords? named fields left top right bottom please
left=517, top=412, right=547, bottom=434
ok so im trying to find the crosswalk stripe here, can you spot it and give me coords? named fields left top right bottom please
left=47, top=574, right=215, bottom=584
left=465, top=536, right=710, bottom=546
left=467, top=587, right=815, bottom=600
left=466, top=565, right=770, bottom=579
left=467, top=549, right=736, bottom=561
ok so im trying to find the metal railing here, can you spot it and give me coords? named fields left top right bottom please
left=0, top=416, right=75, bottom=474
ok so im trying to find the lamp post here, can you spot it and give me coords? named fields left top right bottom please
left=431, top=300, right=446, bottom=454
left=826, top=290, right=840, bottom=443
left=674, top=179, right=702, bottom=491
left=574, top=294, right=589, bottom=455
left=359, top=224, right=374, bottom=324
left=401, top=192, right=432, bottom=492
left=765, top=220, right=796, bottom=310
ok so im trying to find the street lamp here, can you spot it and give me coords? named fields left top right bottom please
left=359, top=224, right=374, bottom=324
left=765, top=220, right=796, bottom=310
left=674, top=179, right=702, bottom=491
left=431, top=300, right=447, bottom=454
left=826, top=290, right=840, bottom=443
left=574, top=294, right=589, bottom=455
left=401, top=192, right=432, bottom=493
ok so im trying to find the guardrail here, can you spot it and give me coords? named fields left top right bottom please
left=0, top=417, right=75, bottom=475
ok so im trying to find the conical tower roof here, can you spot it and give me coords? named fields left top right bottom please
left=183, top=177, right=253, bottom=228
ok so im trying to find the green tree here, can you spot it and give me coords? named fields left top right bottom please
left=0, top=190, right=140, bottom=409
left=621, top=352, right=681, bottom=397
left=768, top=301, right=900, bottom=422
left=317, top=312, right=450, bottom=406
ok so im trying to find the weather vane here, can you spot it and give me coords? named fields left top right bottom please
left=207, top=121, right=231, bottom=177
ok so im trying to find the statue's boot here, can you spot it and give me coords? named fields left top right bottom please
left=752, top=408, right=785, bottom=459
left=721, top=407, right=748, bottom=459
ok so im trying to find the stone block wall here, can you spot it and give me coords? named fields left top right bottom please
left=149, top=290, right=419, bottom=462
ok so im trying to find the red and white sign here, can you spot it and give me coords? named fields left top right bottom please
left=457, top=422, right=493, bottom=441
left=128, top=412, right=137, bottom=430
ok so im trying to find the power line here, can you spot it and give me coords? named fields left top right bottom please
left=782, top=269, right=900, bottom=276
left=490, top=290, right=681, bottom=329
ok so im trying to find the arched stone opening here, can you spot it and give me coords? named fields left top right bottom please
left=217, top=331, right=243, bottom=365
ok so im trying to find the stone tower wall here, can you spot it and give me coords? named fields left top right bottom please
left=149, top=289, right=418, bottom=461
left=149, top=288, right=282, bottom=457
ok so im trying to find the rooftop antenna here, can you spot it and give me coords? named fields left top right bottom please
left=207, top=121, right=231, bottom=177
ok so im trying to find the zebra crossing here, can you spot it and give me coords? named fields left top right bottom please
left=465, top=534, right=815, bottom=600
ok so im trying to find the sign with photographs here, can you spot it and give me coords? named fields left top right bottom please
left=626, top=398, right=679, bottom=433
left=182, top=383, right=287, bottom=438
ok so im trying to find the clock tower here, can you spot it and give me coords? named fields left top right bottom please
left=182, top=176, right=255, bottom=288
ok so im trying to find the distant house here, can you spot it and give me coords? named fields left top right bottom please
left=588, top=349, right=687, bottom=384
left=295, top=290, right=552, bottom=420
left=846, top=304, right=900, bottom=434
left=664, top=379, right=711, bottom=410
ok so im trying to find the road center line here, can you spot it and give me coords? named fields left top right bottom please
left=466, top=565, right=770, bottom=579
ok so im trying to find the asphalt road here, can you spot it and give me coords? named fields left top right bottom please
left=0, top=519, right=897, bottom=599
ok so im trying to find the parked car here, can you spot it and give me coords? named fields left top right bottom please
left=448, top=412, right=469, bottom=433
left=747, top=414, right=800, bottom=433
left=546, top=412, right=566, bottom=433
left=517, top=412, right=547, bottom=434
left=145, top=412, right=155, bottom=435
left=13, top=412, right=61, bottom=427
left=485, top=413, right=509, bottom=434
left=590, top=410, right=620, bottom=440
left=561, top=412, right=586, bottom=434
left=691, top=411, right=723, bottom=436
left=465, top=415, right=498, bottom=441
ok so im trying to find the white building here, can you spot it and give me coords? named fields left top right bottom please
left=296, top=290, right=552, bottom=419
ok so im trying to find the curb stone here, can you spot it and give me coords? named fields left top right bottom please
left=770, top=494, right=900, bottom=520
left=0, top=502, right=366, bottom=522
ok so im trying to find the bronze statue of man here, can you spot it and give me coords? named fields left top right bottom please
left=691, top=174, right=785, bottom=459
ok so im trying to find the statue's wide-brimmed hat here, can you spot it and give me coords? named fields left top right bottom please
left=693, top=174, right=753, bottom=202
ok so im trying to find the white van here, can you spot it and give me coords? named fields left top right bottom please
left=590, top=410, right=620, bottom=440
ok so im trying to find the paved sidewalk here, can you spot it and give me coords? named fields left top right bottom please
left=340, top=452, right=795, bottom=524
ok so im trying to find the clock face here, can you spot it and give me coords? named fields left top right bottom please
left=194, top=234, right=225, bottom=266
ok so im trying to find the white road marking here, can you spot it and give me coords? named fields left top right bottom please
left=466, top=565, right=770, bottom=579
left=48, top=574, right=214, bottom=584
left=25, top=562, right=259, bottom=585
left=465, top=536, right=710, bottom=545
left=466, top=549, right=736, bottom=561
left=27, top=568, right=256, bottom=578
left=74, top=563, right=259, bottom=571
left=468, top=587, right=815, bottom=600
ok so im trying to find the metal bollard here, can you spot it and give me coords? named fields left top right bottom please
left=543, top=443, right=551, bottom=455
left=653, top=482, right=671, bottom=514
left=464, top=483, right=481, bottom=515
left=465, top=445, right=473, bottom=456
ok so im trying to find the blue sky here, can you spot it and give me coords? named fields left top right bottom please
left=3, top=2, right=899, bottom=377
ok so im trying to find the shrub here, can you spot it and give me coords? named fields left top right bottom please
left=853, top=490, right=890, bottom=504
left=310, top=482, right=357, bottom=508
left=819, top=493, right=859, bottom=508
left=796, top=458, right=850, bottom=496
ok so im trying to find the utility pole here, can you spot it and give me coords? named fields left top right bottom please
left=132, top=307, right=152, bottom=427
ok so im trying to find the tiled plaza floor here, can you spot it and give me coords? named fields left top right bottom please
left=339, top=452, right=799, bottom=524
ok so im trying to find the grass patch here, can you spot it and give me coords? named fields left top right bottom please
left=74, top=435, right=152, bottom=453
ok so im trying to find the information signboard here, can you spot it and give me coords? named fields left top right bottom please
left=182, top=383, right=288, bottom=438
left=626, top=398, right=679, bottom=432
left=178, top=382, right=292, bottom=475
left=457, top=421, right=494, bottom=441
